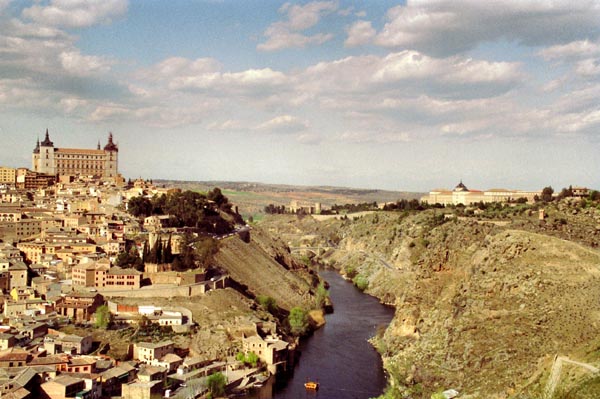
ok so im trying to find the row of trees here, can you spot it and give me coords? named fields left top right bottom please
left=327, top=201, right=379, bottom=213
left=128, top=188, right=236, bottom=234
left=264, top=204, right=287, bottom=214
left=115, top=233, right=219, bottom=272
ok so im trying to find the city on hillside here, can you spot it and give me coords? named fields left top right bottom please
left=0, top=132, right=598, bottom=399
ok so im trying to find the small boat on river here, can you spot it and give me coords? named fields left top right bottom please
left=304, top=380, right=319, bottom=390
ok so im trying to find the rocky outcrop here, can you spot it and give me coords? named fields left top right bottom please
left=260, top=208, right=600, bottom=398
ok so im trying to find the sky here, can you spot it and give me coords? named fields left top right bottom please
left=1, top=0, right=599, bottom=192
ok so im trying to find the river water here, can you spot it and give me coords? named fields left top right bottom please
left=245, top=269, right=395, bottom=399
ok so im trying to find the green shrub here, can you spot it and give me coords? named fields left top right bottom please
left=206, top=372, right=226, bottom=396
left=288, top=307, right=309, bottom=336
left=256, top=295, right=277, bottom=313
left=353, top=275, right=368, bottom=291
left=345, top=265, right=358, bottom=279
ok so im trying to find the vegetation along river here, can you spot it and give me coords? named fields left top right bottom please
left=247, top=269, right=395, bottom=399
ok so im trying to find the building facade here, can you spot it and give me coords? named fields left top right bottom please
left=0, top=167, right=16, bottom=185
left=32, top=130, right=119, bottom=179
left=421, top=181, right=541, bottom=206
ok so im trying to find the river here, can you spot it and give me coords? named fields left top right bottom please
left=244, top=269, right=395, bottom=399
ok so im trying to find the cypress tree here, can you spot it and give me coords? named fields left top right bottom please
left=156, top=239, right=163, bottom=264
left=164, top=235, right=173, bottom=263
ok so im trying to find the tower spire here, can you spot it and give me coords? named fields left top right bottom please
left=103, top=132, right=118, bottom=151
left=40, top=128, right=54, bottom=147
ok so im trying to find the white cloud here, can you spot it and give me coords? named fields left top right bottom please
left=168, top=67, right=288, bottom=93
left=296, top=132, right=322, bottom=145
left=298, top=50, right=523, bottom=99
left=22, top=0, right=128, bottom=28
left=256, top=115, right=309, bottom=133
left=258, top=1, right=337, bottom=51
left=345, top=20, right=375, bottom=47
left=281, top=1, right=338, bottom=31
left=138, top=57, right=221, bottom=82
left=539, top=40, right=600, bottom=61
left=206, top=120, right=244, bottom=131
left=60, top=97, right=88, bottom=113
left=374, top=1, right=600, bottom=56
left=59, top=50, right=113, bottom=76
left=575, top=58, right=600, bottom=77
left=337, top=130, right=411, bottom=144
left=338, top=6, right=354, bottom=17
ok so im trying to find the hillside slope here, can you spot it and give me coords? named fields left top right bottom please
left=260, top=210, right=600, bottom=398
left=214, top=225, right=316, bottom=311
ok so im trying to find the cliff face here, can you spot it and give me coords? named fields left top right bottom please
left=214, top=224, right=316, bottom=311
left=260, top=209, right=600, bottom=398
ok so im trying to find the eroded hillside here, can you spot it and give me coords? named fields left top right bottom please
left=214, top=224, right=316, bottom=311
left=260, top=208, right=600, bottom=398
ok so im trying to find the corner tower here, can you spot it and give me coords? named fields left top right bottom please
left=34, top=129, right=56, bottom=175
left=103, top=132, right=118, bottom=178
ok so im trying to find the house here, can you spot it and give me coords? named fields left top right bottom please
left=151, top=353, right=183, bottom=373
left=60, top=373, right=102, bottom=399
left=143, top=215, right=173, bottom=230
left=133, top=340, right=174, bottom=362
left=44, top=332, right=93, bottom=355
left=242, top=333, right=290, bottom=374
left=71, top=262, right=108, bottom=288
left=10, top=287, right=37, bottom=302
left=0, top=348, right=31, bottom=367
left=4, top=298, right=53, bottom=318
left=0, top=333, right=16, bottom=350
left=22, top=322, right=48, bottom=340
left=121, top=380, right=163, bottom=399
left=60, top=356, right=97, bottom=374
left=54, top=293, right=104, bottom=322
left=0, top=385, right=31, bottom=399
left=99, top=363, right=135, bottom=397
left=39, top=375, right=86, bottom=399
left=28, top=354, right=69, bottom=371
left=8, top=261, right=28, bottom=289
left=176, top=356, right=209, bottom=374
left=137, top=364, right=167, bottom=382
left=104, top=267, right=141, bottom=290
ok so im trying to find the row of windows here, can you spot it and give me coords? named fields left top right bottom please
left=57, top=155, right=104, bottom=160
left=107, top=281, right=137, bottom=286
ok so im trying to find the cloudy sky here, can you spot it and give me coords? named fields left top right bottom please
left=1, top=0, right=599, bottom=192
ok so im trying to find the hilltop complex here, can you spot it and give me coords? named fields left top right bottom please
left=32, top=130, right=119, bottom=180
left=421, top=181, right=542, bottom=206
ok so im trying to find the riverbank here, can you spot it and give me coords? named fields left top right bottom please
left=242, top=269, right=394, bottom=399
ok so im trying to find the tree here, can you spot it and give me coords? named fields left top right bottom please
left=245, top=352, right=259, bottom=367
left=256, top=295, right=277, bottom=314
left=236, top=352, right=260, bottom=367
left=315, top=282, right=329, bottom=309
left=115, top=247, right=144, bottom=271
left=163, top=235, right=173, bottom=263
left=288, top=307, right=309, bottom=336
left=206, top=372, right=226, bottom=397
left=541, top=186, right=554, bottom=202
left=94, top=305, right=112, bottom=329
left=127, top=196, right=152, bottom=217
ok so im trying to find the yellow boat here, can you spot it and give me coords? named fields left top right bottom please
left=304, top=381, right=319, bottom=390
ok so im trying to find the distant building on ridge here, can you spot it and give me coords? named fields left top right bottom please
left=421, top=181, right=541, bottom=206
left=32, top=129, right=119, bottom=180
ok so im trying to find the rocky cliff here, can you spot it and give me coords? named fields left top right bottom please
left=260, top=206, right=600, bottom=398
